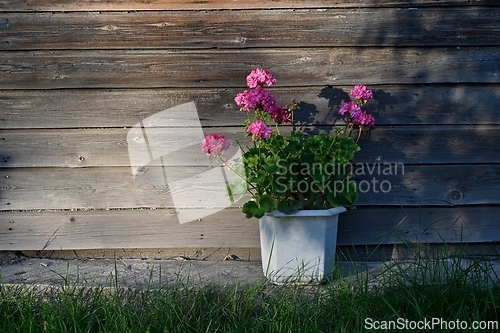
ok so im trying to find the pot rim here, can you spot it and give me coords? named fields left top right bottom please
left=265, top=206, right=347, bottom=218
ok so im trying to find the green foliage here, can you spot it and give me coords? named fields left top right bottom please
left=236, top=131, right=361, bottom=218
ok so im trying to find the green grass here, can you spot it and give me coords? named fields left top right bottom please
left=1, top=255, right=500, bottom=333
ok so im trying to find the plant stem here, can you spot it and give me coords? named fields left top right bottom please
left=356, top=127, right=363, bottom=143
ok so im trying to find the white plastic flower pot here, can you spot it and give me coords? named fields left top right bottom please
left=259, top=206, right=346, bottom=285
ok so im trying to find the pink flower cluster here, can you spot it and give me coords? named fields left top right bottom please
left=234, top=87, right=276, bottom=113
left=246, top=67, right=277, bottom=88
left=246, top=119, right=272, bottom=139
left=339, top=85, right=375, bottom=128
left=200, top=133, right=231, bottom=157
left=338, top=101, right=361, bottom=119
left=350, top=84, right=373, bottom=102
left=234, top=68, right=292, bottom=129
left=202, top=68, right=287, bottom=152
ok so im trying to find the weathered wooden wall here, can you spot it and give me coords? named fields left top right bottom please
left=1, top=0, right=500, bottom=256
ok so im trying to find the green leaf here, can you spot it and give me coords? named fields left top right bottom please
left=326, top=192, right=347, bottom=207
left=277, top=199, right=302, bottom=214
left=242, top=201, right=259, bottom=219
left=326, top=180, right=359, bottom=208
left=259, top=194, right=276, bottom=213
left=342, top=181, right=359, bottom=205
left=241, top=195, right=276, bottom=219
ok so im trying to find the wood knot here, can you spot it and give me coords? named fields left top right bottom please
left=0, top=19, right=9, bottom=29
left=446, top=189, right=463, bottom=202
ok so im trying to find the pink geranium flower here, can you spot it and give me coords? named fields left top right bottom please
left=338, top=101, right=362, bottom=119
left=349, top=84, right=373, bottom=102
left=246, top=120, right=272, bottom=140
left=235, top=87, right=277, bottom=112
left=353, top=111, right=376, bottom=127
left=200, top=134, right=231, bottom=156
left=267, top=104, right=291, bottom=124
left=339, top=86, right=375, bottom=130
left=234, top=90, right=256, bottom=111
left=246, top=68, right=277, bottom=88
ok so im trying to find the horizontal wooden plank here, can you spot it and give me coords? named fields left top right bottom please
left=0, top=167, right=169, bottom=211
left=355, top=164, right=500, bottom=206
left=1, top=85, right=499, bottom=129
left=1, top=48, right=499, bottom=89
left=357, top=125, right=500, bottom=164
left=1, top=205, right=499, bottom=251
left=0, top=208, right=261, bottom=251
left=1, top=164, right=499, bottom=211
left=21, top=243, right=500, bottom=262
left=2, top=126, right=500, bottom=168
left=2, top=8, right=499, bottom=50
left=20, top=248, right=264, bottom=262
left=0, top=0, right=496, bottom=12
left=340, top=205, right=500, bottom=245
